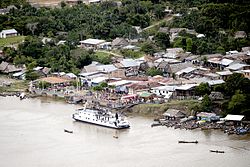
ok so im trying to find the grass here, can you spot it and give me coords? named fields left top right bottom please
left=94, top=51, right=111, bottom=57
left=0, top=36, right=26, bottom=47
left=130, top=100, right=200, bottom=116
left=0, top=81, right=28, bottom=93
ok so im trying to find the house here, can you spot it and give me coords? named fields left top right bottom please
left=240, top=70, right=250, bottom=78
left=224, top=114, right=245, bottom=125
left=83, top=63, right=124, bottom=78
left=216, top=71, right=233, bottom=80
left=99, top=42, right=111, bottom=50
left=226, top=63, right=250, bottom=71
left=0, top=61, right=22, bottom=74
left=207, top=58, right=234, bottom=70
left=160, top=62, right=193, bottom=76
left=0, top=5, right=17, bottom=15
left=79, top=39, right=106, bottom=49
left=175, top=67, right=197, bottom=78
left=12, top=71, right=26, bottom=80
left=169, top=28, right=186, bottom=41
left=150, top=85, right=176, bottom=99
left=111, top=38, right=129, bottom=49
left=33, top=66, right=51, bottom=77
left=41, top=37, right=52, bottom=44
left=122, top=45, right=139, bottom=50
left=209, top=91, right=224, bottom=100
left=163, top=109, right=186, bottom=119
left=174, top=84, right=197, bottom=98
left=197, top=34, right=205, bottom=38
left=127, top=81, right=161, bottom=95
left=0, top=29, right=18, bottom=38
left=0, top=8, right=8, bottom=15
left=206, top=80, right=225, bottom=86
left=114, top=59, right=140, bottom=77
left=163, top=48, right=184, bottom=59
left=234, top=31, right=247, bottom=39
left=0, top=61, right=9, bottom=72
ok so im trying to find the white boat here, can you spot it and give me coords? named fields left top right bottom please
left=72, top=103, right=130, bottom=129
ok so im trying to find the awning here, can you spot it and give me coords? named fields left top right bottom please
left=224, top=114, right=244, bottom=121
left=139, top=92, right=155, bottom=98
left=121, top=94, right=137, bottom=100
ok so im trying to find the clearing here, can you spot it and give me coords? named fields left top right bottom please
left=0, top=36, right=26, bottom=48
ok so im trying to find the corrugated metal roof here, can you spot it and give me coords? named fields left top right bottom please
left=176, top=84, right=197, bottom=90
left=227, top=63, right=249, bottom=70
left=120, top=59, right=140, bottom=68
left=221, top=58, right=234, bottom=66
left=97, top=64, right=117, bottom=73
left=216, top=71, right=233, bottom=76
left=176, top=67, right=196, bottom=75
left=224, top=114, right=244, bottom=121
left=80, top=38, right=105, bottom=45
left=207, top=80, right=225, bottom=86
left=1, top=29, right=17, bottom=34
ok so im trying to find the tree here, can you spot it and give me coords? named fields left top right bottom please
left=225, top=73, right=250, bottom=96
left=154, top=32, right=170, bottom=49
left=216, top=46, right=226, bottom=55
left=186, top=38, right=193, bottom=52
left=228, top=90, right=246, bottom=114
left=200, top=94, right=212, bottom=112
left=140, top=42, right=157, bottom=55
left=146, top=67, right=163, bottom=76
left=25, top=71, right=40, bottom=81
left=195, top=83, right=211, bottom=96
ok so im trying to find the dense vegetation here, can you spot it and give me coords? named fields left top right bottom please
left=0, top=0, right=27, bottom=8
left=1, top=0, right=250, bottom=71
left=169, top=1, right=250, bottom=54
left=195, top=73, right=250, bottom=119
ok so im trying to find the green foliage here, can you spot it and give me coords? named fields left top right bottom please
left=25, top=71, right=40, bottom=81
left=228, top=90, right=247, bottom=114
left=224, top=73, right=250, bottom=96
left=1, top=0, right=168, bottom=39
left=120, top=49, right=144, bottom=59
left=93, top=52, right=112, bottom=65
left=154, top=32, right=170, bottom=50
left=170, top=2, right=250, bottom=54
left=0, top=0, right=27, bottom=8
left=92, top=85, right=103, bottom=91
left=200, top=94, right=212, bottom=112
left=216, top=46, right=226, bottom=55
left=100, top=82, right=108, bottom=88
left=140, top=42, right=157, bottom=55
left=195, top=83, right=211, bottom=96
left=146, top=67, right=163, bottom=76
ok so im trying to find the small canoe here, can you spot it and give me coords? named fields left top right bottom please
left=210, top=150, right=225, bottom=153
left=178, top=140, right=198, bottom=144
left=64, top=129, right=73, bottom=133
left=113, top=135, right=118, bottom=139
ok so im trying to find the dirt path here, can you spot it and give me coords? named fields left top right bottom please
left=143, top=15, right=173, bottom=31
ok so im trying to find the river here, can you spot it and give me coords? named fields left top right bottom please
left=0, top=96, right=249, bottom=167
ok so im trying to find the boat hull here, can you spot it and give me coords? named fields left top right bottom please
left=72, top=114, right=130, bottom=129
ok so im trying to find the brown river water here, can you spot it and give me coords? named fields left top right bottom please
left=0, top=96, right=250, bottom=167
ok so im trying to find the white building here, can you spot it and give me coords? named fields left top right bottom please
left=79, top=38, right=106, bottom=49
left=0, top=29, right=18, bottom=38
